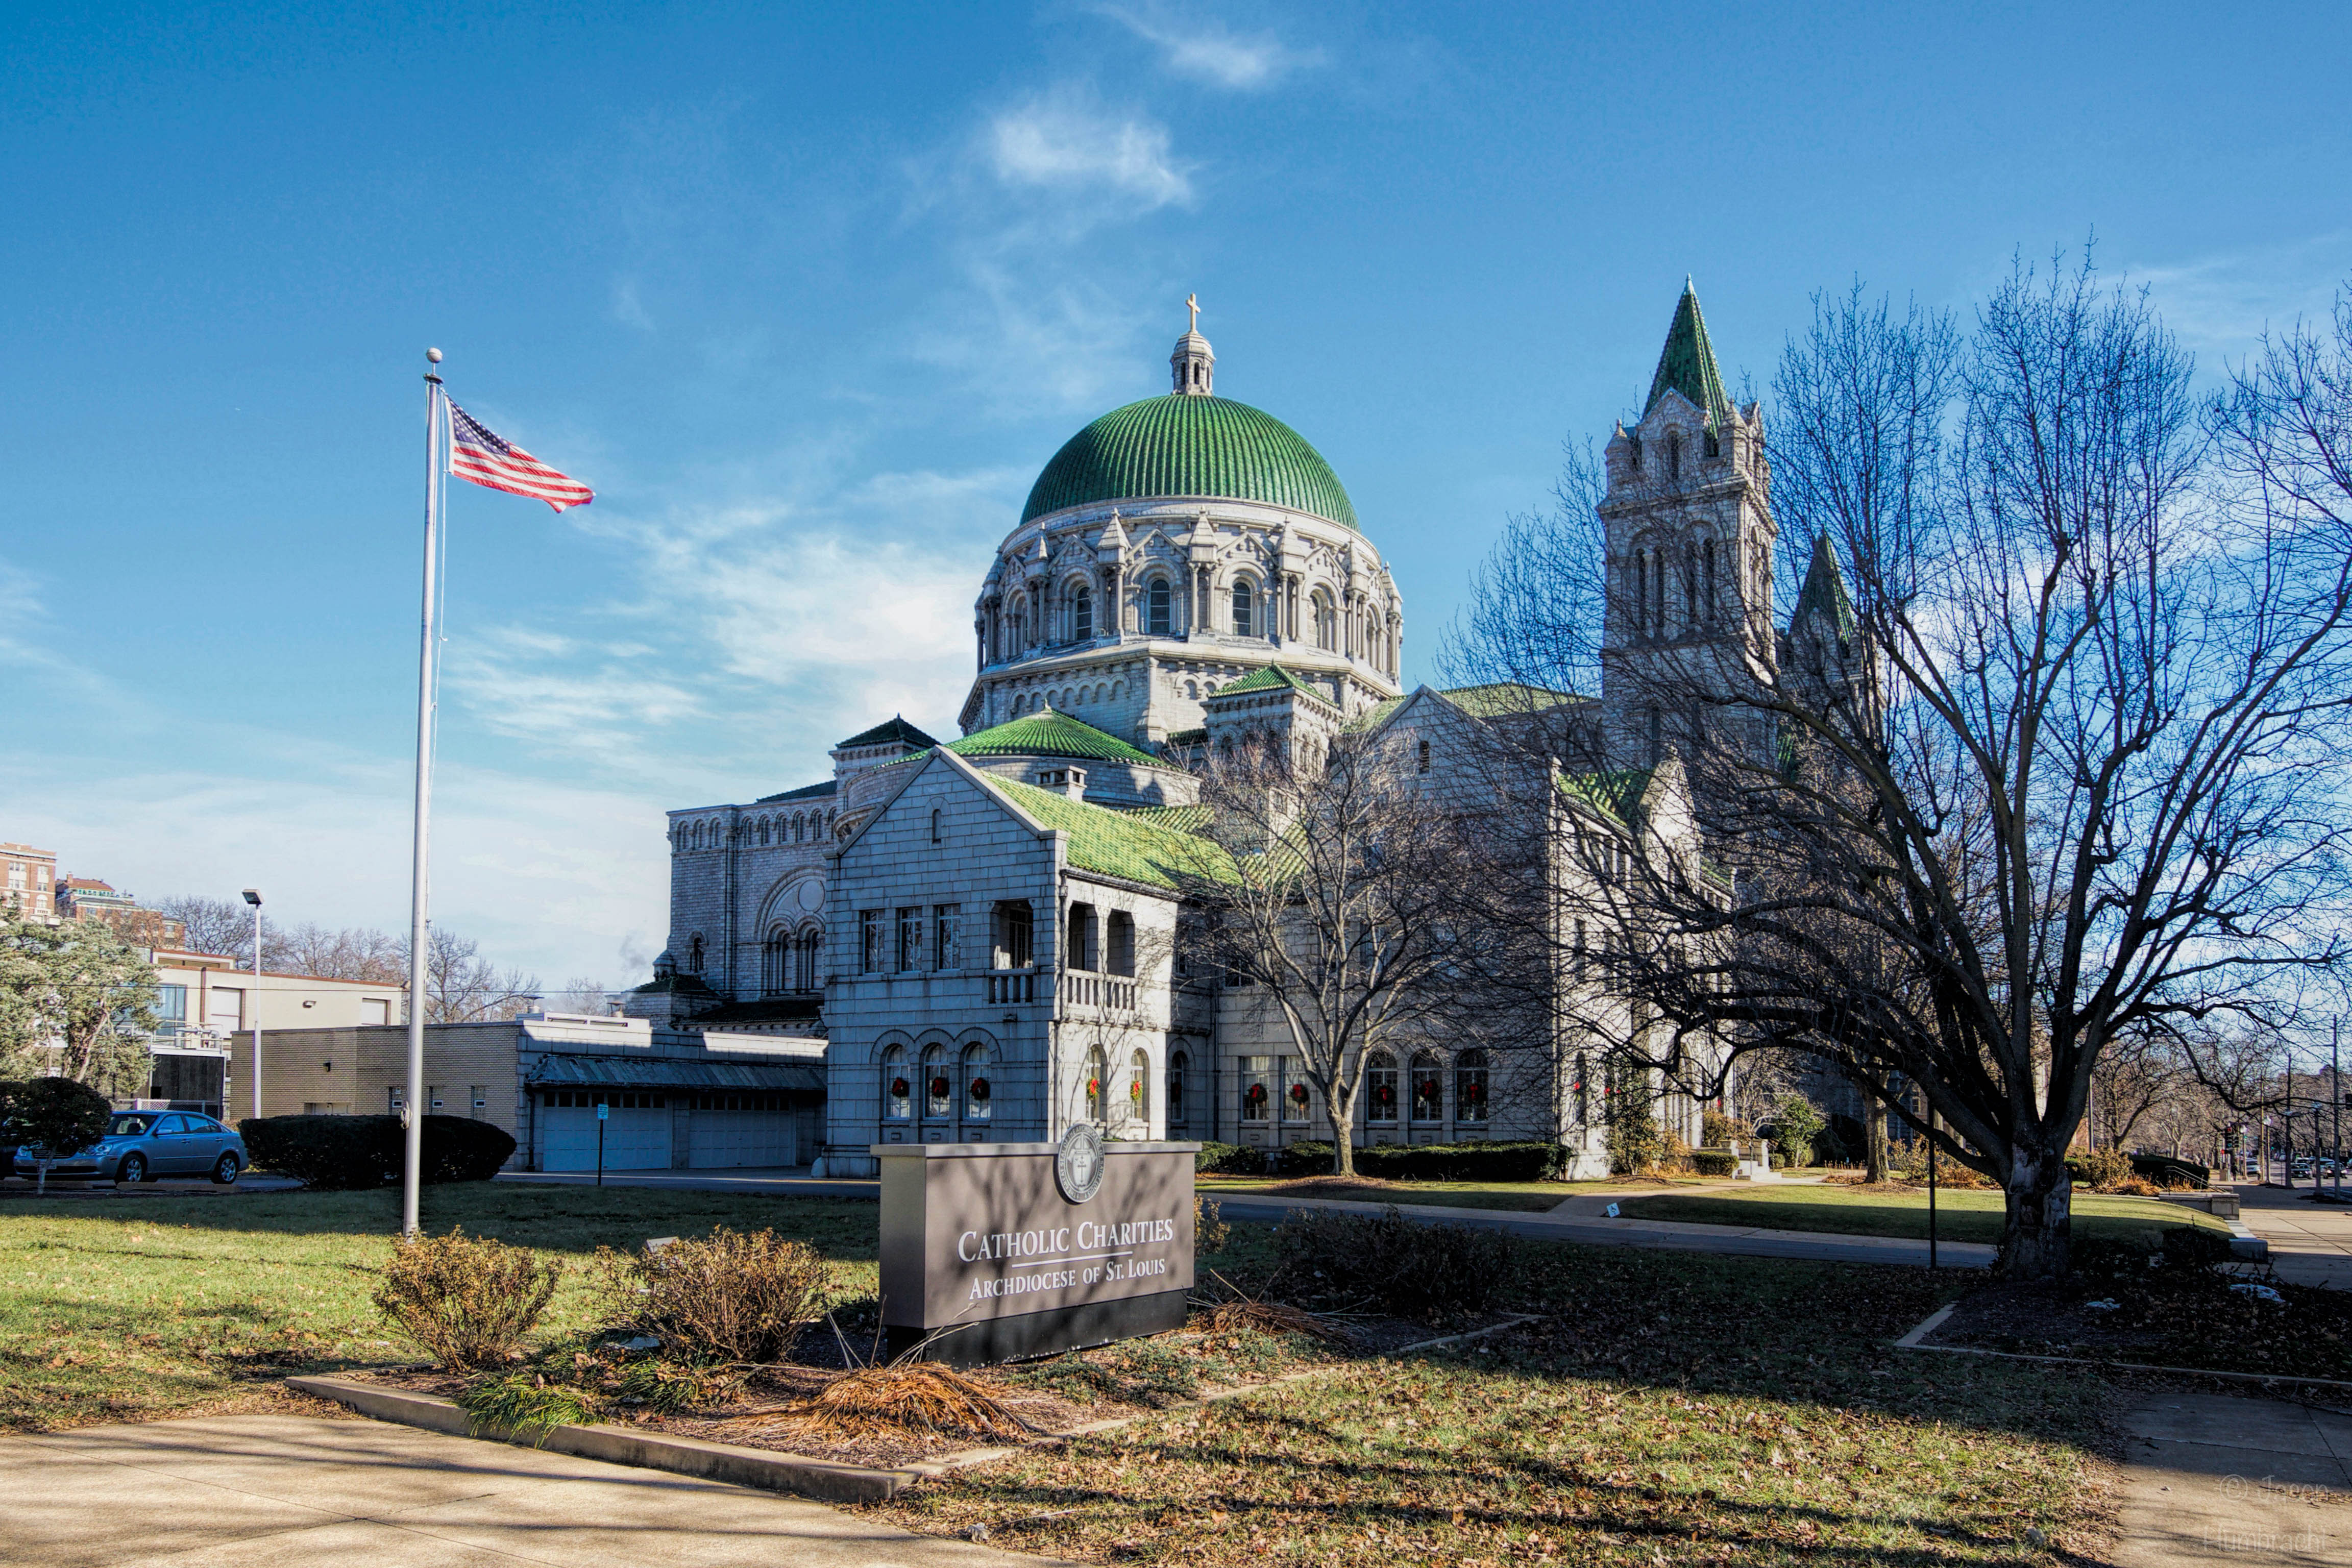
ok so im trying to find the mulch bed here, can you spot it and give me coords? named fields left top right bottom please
left=347, top=1306, right=1494, bottom=1471
left=1925, top=1271, right=2352, bottom=1382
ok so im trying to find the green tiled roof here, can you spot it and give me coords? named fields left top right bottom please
left=1557, top=766, right=1656, bottom=829
left=1645, top=281, right=1730, bottom=425
left=982, top=775, right=1232, bottom=889
left=1343, top=695, right=1408, bottom=733
left=948, top=708, right=1162, bottom=767
left=836, top=715, right=937, bottom=750
left=1791, top=532, right=1857, bottom=644
left=1117, top=802, right=1213, bottom=833
left=1021, top=394, right=1359, bottom=532
left=1213, top=665, right=1336, bottom=705
left=1439, top=682, right=1587, bottom=718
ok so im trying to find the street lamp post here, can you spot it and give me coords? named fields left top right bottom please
left=242, top=888, right=263, bottom=1119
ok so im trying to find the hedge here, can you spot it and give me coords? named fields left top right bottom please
left=237, top=1114, right=516, bottom=1189
left=1689, top=1148, right=1739, bottom=1177
left=2132, top=1152, right=2209, bottom=1190
left=1265, top=1140, right=1569, bottom=1182
left=1194, top=1140, right=1264, bottom=1174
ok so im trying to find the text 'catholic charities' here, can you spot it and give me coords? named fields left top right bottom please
left=955, top=1217, right=1180, bottom=1302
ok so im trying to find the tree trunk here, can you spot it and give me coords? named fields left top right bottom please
left=1999, top=1145, right=2074, bottom=1281
left=1325, top=1089, right=1355, bottom=1177
left=1864, top=1098, right=1890, bottom=1183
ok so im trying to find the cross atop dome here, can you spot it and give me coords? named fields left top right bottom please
left=1171, top=293, right=1215, bottom=396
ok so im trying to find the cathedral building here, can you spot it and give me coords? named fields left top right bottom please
left=637, top=286, right=1841, bottom=1175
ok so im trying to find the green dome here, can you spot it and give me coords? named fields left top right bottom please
left=1021, top=394, right=1359, bottom=531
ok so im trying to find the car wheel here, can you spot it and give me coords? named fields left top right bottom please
left=117, top=1153, right=148, bottom=1185
left=212, top=1152, right=241, bottom=1186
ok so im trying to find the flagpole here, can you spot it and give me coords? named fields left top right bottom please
left=402, top=348, right=445, bottom=1239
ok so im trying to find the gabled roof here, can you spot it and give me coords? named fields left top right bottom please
left=755, top=778, right=840, bottom=804
left=1791, top=532, right=1857, bottom=643
left=1210, top=665, right=1337, bottom=706
left=1436, top=682, right=1587, bottom=719
left=1342, top=694, right=1409, bottom=734
left=978, top=774, right=1232, bottom=890
left=948, top=707, right=1164, bottom=767
left=835, top=716, right=938, bottom=751
left=1557, top=765, right=1657, bottom=829
left=1644, top=280, right=1730, bottom=426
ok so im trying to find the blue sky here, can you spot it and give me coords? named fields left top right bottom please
left=5, top=2, right=2347, bottom=986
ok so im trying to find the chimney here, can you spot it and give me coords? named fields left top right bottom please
left=1034, top=765, right=1088, bottom=800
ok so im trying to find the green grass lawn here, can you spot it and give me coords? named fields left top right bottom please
left=1616, top=1183, right=2229, bottom=1245
left=868, top=1240, right=2111, bottom=1567
left=1197, top=1174, right=1730, bottom=1213
left=0, top=1184, right=879, bottom=1431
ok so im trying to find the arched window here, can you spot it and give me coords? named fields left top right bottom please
left=1456, top=1048, right=1489, bottom=1125
left=963, top=1041, right=991, bottom=1121
left=922, top=1044, right=950, bottom=1120
left=1703, top=538, right=1717, bottom=623
left=1167, top=1049, right=1189, bottom=1126
left=690, top=822, right=703, bottom=850
left=762, top=928, right=789, bottom=996
left=1312, top=590, right=1337, bottom=651
left=1105, top=910, right=1135, bottom=976
left=1072, top=584, right=1094, bottom=642
left=1147, top=577, right=1172, bottom=635
left=1084, top=1044, right=1109, bottom=1123
left=930, top=807, right=942, bottom=845
left=1367, top=1050, right=1399, bottom=1124
left=687, top=934, right=704, bottom=973
left=1667, top=428, right=1682, bottom=480
left=1417, top=738, right=1431, bottom=775
left=1409, top=1050, right=1444, bottom=1123
left=1129, top=1048, right=1150, bottom=1125
left=1231, top=580, right=1253, bottom=638
left=881, top=1045, right=910, bottom=1121
left=1631, top=552, right=1647, bottom=638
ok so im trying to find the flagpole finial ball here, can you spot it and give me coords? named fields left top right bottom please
left=426, top=347, right=443, bottom=363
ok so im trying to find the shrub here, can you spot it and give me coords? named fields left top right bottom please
left=1194, top=1140, right=1265, bottom=1174
left=1275, top=1140, right=1338, bottom=1177
left=2075, top=1146, right=2132, bottom=1193
left=1701, top=1108, right=1750, bottom=1147
left=1607, top=1112, right=1664, bottom=1174
left=1273, top=1205, right=1519, bottom=1321
left=591, top=1227, right=831, bottom=1363
left=1194, top=1196, right=1230, bottom=1255
left=2114, top=1175, right=2165, bottom=1197
left=1766, top=1094, right=1825, bottom=1167
left=238, top=1114, right=516, bottom=1189
left=2132, top=1153, right=2209, bottom=1190
left=0, top=1077, right=110, bottom=1161
left=374, top=1227, right=561, bottom=1370
left=1354, top=1141, right=1567, bottom=1182
left=1689, top=1148, right=1739, bottom=1177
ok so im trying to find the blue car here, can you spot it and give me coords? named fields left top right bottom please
left=12, top=1110, right=247, bottom=1185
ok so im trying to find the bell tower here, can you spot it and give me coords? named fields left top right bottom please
left=1170, top=292, right=1215, bottom=395
left=1597, top=281, right=1777, bottom=772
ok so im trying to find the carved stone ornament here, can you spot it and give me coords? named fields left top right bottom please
left=1055, top=1121, right=1106, bottom=1204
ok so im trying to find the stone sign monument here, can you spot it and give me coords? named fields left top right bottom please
left=874, top=1129, right=1199, bottom=1365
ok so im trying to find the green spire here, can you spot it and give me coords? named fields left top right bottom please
left=1643, top=279, right=1729, bottom=425
left=1792, top=532, right=1857, bottom=643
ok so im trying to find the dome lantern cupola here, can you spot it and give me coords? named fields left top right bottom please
left=1170, top=292, right=1214, bottom=396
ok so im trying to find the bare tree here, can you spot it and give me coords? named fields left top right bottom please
left=546, top=977, right=613, bottom=1015
left=152, top=895, right=263, bottom=962
left=1178, top=731, right=1510, bottom=1176
left=416, top=928, right=540, bottom=1024
left=1454, top=257, right=2352, bottom=1280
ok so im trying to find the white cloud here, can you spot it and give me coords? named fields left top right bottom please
left=610, top=276, right=655, bottom=332
left=986, top=93, right=1193, bottom=209
left=1091, top=4, right=1321, bottom=90
left=2126, top=232, right=2352, bottom=363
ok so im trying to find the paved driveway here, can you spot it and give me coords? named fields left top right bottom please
left=1, top=1413, right=1055, bottom=1568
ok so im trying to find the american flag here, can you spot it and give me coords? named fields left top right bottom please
left=447, top=401, right=595, bottom=512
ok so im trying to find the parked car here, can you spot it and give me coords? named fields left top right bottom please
left=11, top=1110, right=247, bottom=1185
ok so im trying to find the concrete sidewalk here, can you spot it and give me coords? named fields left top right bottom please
left=2111, top=1391, right=2349, bottom=1566
left=1, top=1413, right=1054, bottom=1568
left=2231, top=1182, right=2352, bottom=1289
left=496, top=1167, right=880, bottom=1199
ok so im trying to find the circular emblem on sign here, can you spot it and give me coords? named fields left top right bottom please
left=1055, top=1122, right=1106, bottom=1205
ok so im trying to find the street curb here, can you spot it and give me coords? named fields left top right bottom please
left=285, top=1375, right=951, bottom=1501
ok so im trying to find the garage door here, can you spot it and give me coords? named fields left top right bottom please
left=538, top=1091, right=673, bottom=1172
left=685, top=1091, right=797, bottom=1168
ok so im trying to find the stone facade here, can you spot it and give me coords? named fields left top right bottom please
left=638, top=289, right=1815, bottom=1175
